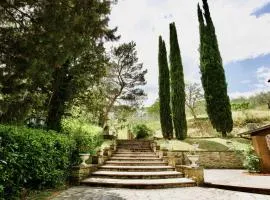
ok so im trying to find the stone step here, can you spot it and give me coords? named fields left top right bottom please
left=116, top=146, right=152, bottom=148
left=114, top=152, right=155, bottom=155
left=116, top=149, right=153, bottom=152
left=117, top=144, right=150, bottom=145
left=117, top=140, right=151, bottom=143
left=100, top=165, right=175, bottom=172
left=91, top=171, right=183, bottom=179
left=110, top=157, right=162, bottom=161
left=116, top=145, right=151, bottom=147
left=105, top=161, right=168, bottom=166
left=117, top=144, right=151, bottom=147
left=112, top=154, right=158, bottom=158
left=81, top=177, right=196, bottom=189
left=117, top=146, right=151, bottom=149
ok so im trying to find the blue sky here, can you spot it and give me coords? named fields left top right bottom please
left=252, top=2, right=270, bottom=17
left=226, top=54, right=270, bottom=98
left=109, top=0, right=270, bottom=105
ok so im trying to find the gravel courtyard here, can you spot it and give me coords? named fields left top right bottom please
left=53, top=186, right=270, bottom=200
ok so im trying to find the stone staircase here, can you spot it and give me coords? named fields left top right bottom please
left=81, top=140, right=196, bottom=189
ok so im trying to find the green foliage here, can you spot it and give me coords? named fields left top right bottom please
left=0, top=121, right=103, bottom=199
left=147, top=99, right=160, bottom=115
left=231, top=102, right=250, bottom=111
left=158, top=36, right=173, bottom=139
left=62, top=118, right=103, bottom=155
left=198, top=1, right=233, bottom=137
left=99, top=41, right=147, bottom=127
left=0, top=125, right=76, bottom=199
left=0, top=0, right=118, bottom=129
left=185, top=82, right=204, bottom=119
left=249, top=92, right=270, bottom=108
left=132, top=124, right=153, bottom=139
left=169, top=22, right=187, bottom=140
left=242, top=147, right=261, bottom=172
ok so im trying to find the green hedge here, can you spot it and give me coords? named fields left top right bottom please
left=0, top=122, right=103, bottom=199
left=0, top=125, right=75, bottom=199
left=62, top=118, right=103, bottom=154
left=132, top=124, right=153, bottom=139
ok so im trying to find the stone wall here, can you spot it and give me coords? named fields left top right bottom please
left=165, top=150, right=243, bottom=169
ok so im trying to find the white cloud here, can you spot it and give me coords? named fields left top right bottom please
left=229, top=66, right=270, bottom=98
left=256, top=66, right=270, bottom=87
left=108, top=0, right=270, bottom=105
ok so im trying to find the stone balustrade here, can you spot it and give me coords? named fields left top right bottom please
left=71, top=143, right=116, bottom=184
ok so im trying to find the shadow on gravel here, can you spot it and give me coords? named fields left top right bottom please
left=53, top=187, right=127, bottom=200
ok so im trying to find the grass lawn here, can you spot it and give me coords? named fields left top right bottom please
left=156, top=137, right=251, bottom=151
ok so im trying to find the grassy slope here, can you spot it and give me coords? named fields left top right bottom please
left=156, top=138, right=250, bottom=151
left=147, top=105, right=270, bottom=138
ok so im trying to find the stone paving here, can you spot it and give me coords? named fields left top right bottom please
left=53, top=186, right=270, bottom=200
left=204, top=169, right=270, bottom=189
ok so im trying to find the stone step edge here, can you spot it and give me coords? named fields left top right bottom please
left=92, top=171, right=182, bottom=176
left=112, top=155, right=158, bottom=158
left=204, top=182, right=270, bottom=195
left=106, top=161, right=167, bottom=164
left=110, top=157, right=160, bottom=159
left=81, top=178, right=196, bottom=189
left=100, top=165, right=174, bottom=169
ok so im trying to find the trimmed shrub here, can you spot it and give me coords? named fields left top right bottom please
left=132, top=124, right=153, bottom=139
left=62, top=118, right=103, bottom=155
left=0, top=125, right=76, bottom=199
left=243, top=147, right=261, bottom=172
left=0, top=120, right=104, bottom=199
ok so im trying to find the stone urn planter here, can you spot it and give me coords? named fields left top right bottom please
left=187, top=143, right=200, bottom=168
left=79, top=153, right=91, bottom=167
left=187, top=154, right=199, bottom=168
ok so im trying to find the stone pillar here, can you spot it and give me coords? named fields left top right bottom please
left=151, top=141, right=157, bottom=152
left=102, top=148, right=110, bottom=163
left=155, top=145, right=160, bottom=156
left=109, top=144, right=115, bottom=155
left=159, top=148, right=168, bottom=158
left=176, top=165, right=204, bottom=186
left=71, top=164, right=98, bottom=185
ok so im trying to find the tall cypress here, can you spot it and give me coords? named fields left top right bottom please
left=158, top=36, right=173, bottom=139
left=169, top=23, right=187, bottom=140
left=198, top=0, right=233, bottom=137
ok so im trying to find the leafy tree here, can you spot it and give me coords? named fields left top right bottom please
left=158, top=36, right=173, bottom=139
left=99, top=41, right=147, bottom=127
left=198, top=0, right=233, bottom=137
left=185, top=83, right=204, bottom=120
left=0, top=24, right=50, bottom=123
left=147, top=99, right=160, bottom=115
left=169, top=22, right=187, bottom=140
left=0, top=0, right=118, bottom=131
left=250, top=92, right=270, bottom=109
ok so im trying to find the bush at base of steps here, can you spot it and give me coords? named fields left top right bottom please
left=0, top=123, right=103, bottom=199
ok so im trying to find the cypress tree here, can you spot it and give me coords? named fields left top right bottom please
left=158, top=36, right=173, bottom=139
left=198, top=0, right=233, bottom=137
left=169, top=23, right=187, bottom=140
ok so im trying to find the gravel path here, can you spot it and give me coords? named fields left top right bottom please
left=53, top=186, right=270, bottom=200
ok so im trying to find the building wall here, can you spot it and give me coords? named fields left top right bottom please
left=167, top=151, right=243, bottom=169
left=252, top=130, right=270, bottom=173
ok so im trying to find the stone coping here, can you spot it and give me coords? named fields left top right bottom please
left=168, top=150, right=237, bottom=153
left=72, top=164, right=98, bottom=169
left=204, top=169, right=270, bottom=195
left=176, top=165, right=203, bottom=169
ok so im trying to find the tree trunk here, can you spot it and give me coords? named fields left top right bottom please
left=46, top=61, right=72, bottom=132
left=221, top=131, right=227, bottom=138
left=99, top=87, right=124, bottom=128
left=190, top=108, right=197, bottom=121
